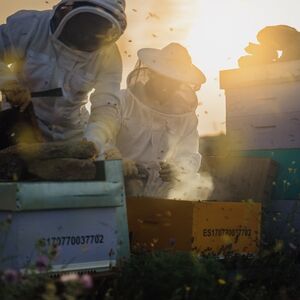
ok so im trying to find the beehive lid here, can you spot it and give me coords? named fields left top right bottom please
left=0, top=159, right=126, bottom=211
left=0, top=181, right=124, bottom=211
left=220, top=60, right=300, bottom=89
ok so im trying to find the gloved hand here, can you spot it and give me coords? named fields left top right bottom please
left=81, top=138, right=99, bottom=158
left=104, top=147, right=122, bottom=160
left=104, top=148, right=139, bottom=177
left=159, top=161, right=182, bottom=182
left=123, top=159, right=139, bottom=177
left=1, top=81, right=31, bottom=112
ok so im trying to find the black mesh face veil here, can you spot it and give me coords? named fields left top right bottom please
left=126, top=61, right=151, bottom=91
left=126, top=60, right=199, bottom=113
left=50, top=2, right=121, bottom=51
left=50, top=1, right=120, bottom=33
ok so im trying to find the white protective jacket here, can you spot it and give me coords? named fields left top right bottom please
left=116, top=88, right=202, bottom=199
left=0, top=0, right=126, bottom=155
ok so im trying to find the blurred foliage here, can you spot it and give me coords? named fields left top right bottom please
left=1, top=246, right=300, bottom=299
left=1, top=200, right=300, bottom=299
left=111, top=248, right=300, bottom=300
left=1, top=235, right=300, bottom=299
left=115, top=251, right=226, bottom=300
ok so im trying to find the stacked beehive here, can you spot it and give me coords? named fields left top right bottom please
left=220, top=60, right=300, bottom=245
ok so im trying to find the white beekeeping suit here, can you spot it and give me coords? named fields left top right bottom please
left=113, top=43, right=208, bottom=200
left=0, top=0, right=126, bottom=156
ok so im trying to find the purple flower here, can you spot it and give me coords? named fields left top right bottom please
left=1, top=269, right=19, bottom=284
left=80, top=274, right=93, bottom=289
left=35, top=256, right=49, bottom=272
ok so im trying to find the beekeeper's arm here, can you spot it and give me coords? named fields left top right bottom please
left=0, top=11, right=33, bottom=109
left=84, top=44, right=122, bottom=158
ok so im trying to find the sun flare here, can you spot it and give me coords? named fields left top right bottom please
left=1, top=0, right=300, bottom=135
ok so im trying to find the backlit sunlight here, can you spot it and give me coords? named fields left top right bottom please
left=1, top=0, right=300, bottom=135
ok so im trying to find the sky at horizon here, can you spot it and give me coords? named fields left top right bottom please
left=1, top=0, right=300, bottom=135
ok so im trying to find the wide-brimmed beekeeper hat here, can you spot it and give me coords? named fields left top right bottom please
left=137, top=43, right=206, bottom=89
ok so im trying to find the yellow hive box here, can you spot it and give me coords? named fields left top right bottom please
left=127, top=197, right=261, bottom=254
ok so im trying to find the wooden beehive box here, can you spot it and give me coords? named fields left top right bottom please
left=0, top=160, right=129, bottom=273
left=127, top=197, right=261, bottom=255
left=220, top=60, right=300, bottom=151
left=238, top=149, right=300, bottom=200
left=200, top=156, right=278, bottom=205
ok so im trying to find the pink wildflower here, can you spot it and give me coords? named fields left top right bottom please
left=1, top=269, right=19, bottom=284
left=80, top=274, right=93, bottom=289
left=35, top=256, right=49, bottom=272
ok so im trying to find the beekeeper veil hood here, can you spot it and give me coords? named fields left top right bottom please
left=51, top=0, right=126, bottom=51
left=126, top=43, right=206, bottom=113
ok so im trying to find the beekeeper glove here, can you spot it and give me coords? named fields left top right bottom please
left=104, top=147, right=138, bottom=177
left=80, top=138, right=100, bottom=158
left=1, top=81, right=31, bottom=112
left=159, top=161, right=183, bottom=182
left=123, top=159, right=139, bottom=177
left=104, top=147, right=122, bottom=160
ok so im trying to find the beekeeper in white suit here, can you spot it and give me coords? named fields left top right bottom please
left=0, top=0, right=126, bottom=156
left=106, top=43, right=207, bottom=199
